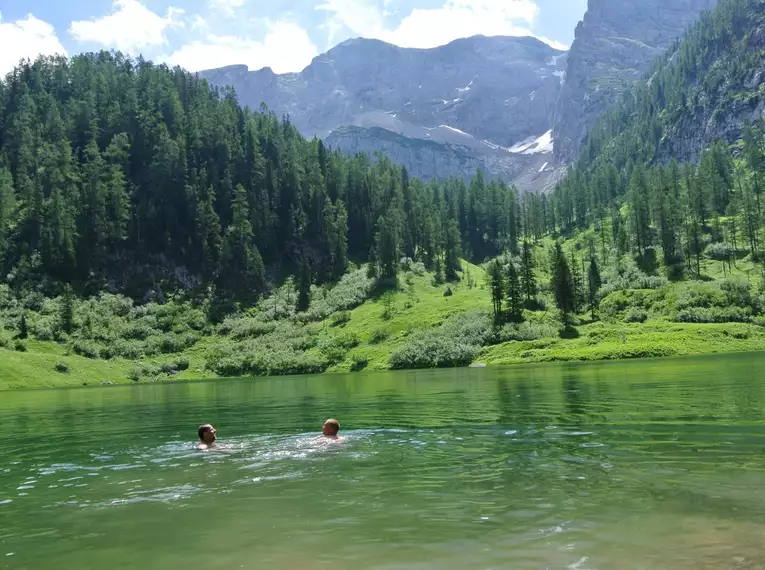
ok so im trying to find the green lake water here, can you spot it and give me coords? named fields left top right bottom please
left=2, top=353, right=765, bottom=569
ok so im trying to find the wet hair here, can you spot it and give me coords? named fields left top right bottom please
left=324, top=418, right=340, bottom=434
left=198, top=424, right=214, bottom=441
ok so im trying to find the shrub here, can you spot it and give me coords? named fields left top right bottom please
left=389, top=311, right=492, bottom=369
left=54, top=361, right=70, bottom=373
left=624, top=309, right=648, bottom=323
left=675, top=306, right=752, bottom=323
left=499, top=321, right=558, bottom=342
left=318, top=333, right=359, bottom=365
left=443, top=286, right=453, bottom=297
left=32, top=317, right=57, bottom=341
left=706, top=242, right=736, bottom=262
left=73, top=340, right=100, bottom=359
left=331, top=311, right=352, bottom=327
left=350, top=354, right=369, bottom=372
left=600, top=261, right=667, bottom=297
left=22, top=292, right=45, bottom=312
left=14, top=340, right=27, bottom=352
left=369, top=328, right=390, bottom=344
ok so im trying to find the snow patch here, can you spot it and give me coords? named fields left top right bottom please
left=539, top=162, right=549, bottom=173
left=456, top=79, right=474, bottom=93
left=553, top=70, right=565, bottom=85
left=547, top=54, right=564, bottom=67
left=439, top=125, right=471, bottom=137
left=507, top=130, right=554, bottom=155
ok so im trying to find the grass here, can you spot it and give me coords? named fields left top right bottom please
left=479, top=321, right=765, bottom=365
left=2, top=257, right=765, bottom=390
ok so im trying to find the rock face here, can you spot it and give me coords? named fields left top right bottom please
left=200, top=36, right=565, bottom=187
left=553, top=0, right=718, bottom=163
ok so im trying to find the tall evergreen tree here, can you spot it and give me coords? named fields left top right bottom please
left=504, top=261, right=523, bottom=323
left=520, top=241, right=536, bottom=304
left=297, top=255, right=311, bottom=312
left=587, top=257, right=602, bottom=321
left=552, top=243, right=574, bottom=324
left=487, top=260, right=505, bottom=324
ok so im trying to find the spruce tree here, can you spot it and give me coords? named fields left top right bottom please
left=19, top=313, right=28, bottom=340
left=444, top=219, right=462, bottom=281
left=487, top=260, right=505, bottom=324
left=588, top=257, right=602, bottom=321
left=60, top=284, right=75, bottom=334
left=297, top=255, right=311, bottom=312
left=520, top=241, right=536, bottom=304
left=504, top=261, right=523, bottom=323
left=552, top=243, right=575, bottom=324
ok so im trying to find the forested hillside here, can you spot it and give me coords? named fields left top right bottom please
left=0, top=53, right=528, bottom=310
left=3, top=0, right=765, bottom=389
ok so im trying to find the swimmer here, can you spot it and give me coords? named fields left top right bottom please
left=322, top=418, right=344, bottom=442
left=196, top=424, right=217, bottom=450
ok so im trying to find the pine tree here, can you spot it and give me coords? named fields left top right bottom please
left=375, top=214, right=399, bottom=287
left=18, top=313, right=28, bottom=340
left=504, top=261, right=524, bottom=323
left=487, top=259, right=505, bottom=324
left=569, top=251, right=584, bottom=314
left=552, top=243, right=574, bottom=324
left=444, top=219, right=462, bottom=281
left=297, top=255, right=311, bottom=312
left=60, top=284, right=75, bottom=334
left=520, top=241, right=536, bottom=304
left=743, top=122, right=764, bottom=215
left=588, top=257, right=602, bottom=321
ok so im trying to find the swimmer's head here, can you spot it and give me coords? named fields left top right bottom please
left=322, top=418, right=340, bottom=437
left=198, top=424, right=217, bottom=444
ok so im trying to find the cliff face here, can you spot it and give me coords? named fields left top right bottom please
left=200, top=36, right=565, bottom=187
left=553, top=0, right=718, bottom=163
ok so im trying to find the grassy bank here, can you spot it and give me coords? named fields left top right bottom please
left=3, top=257, right=765, bottom=390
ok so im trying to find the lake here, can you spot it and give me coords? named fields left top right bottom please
left=2, top=353, right=765, bottom=569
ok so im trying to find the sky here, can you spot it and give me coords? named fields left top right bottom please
left=0, top=0, right=588, bottom=77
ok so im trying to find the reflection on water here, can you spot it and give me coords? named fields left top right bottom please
left=1, top=353, right=765, bottom=569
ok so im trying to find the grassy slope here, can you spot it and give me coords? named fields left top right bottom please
left=3, top=256, right=765, bottom=390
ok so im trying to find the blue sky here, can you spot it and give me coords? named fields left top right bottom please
left=0, top=0, right=587, bottom=76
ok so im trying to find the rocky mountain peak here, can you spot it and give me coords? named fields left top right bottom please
left=553, top=0, right=718, bottom=163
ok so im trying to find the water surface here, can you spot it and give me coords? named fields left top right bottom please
left=2, top=353, right=765, bottom=569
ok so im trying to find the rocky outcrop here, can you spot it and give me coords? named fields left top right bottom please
left=553, top=0, right=718, bottom=163
left=200, top=36, right=565, bottom=187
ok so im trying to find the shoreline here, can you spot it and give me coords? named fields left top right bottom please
left=2, top=321, right=764, bottom=390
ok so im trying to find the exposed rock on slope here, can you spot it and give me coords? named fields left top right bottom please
left=553, top=0, right=719, bottom=163
left=200, top=36, right=565, bottom=187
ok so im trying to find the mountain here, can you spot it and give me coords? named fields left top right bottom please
left=570, top=0, right=765, bottom=175
left=199, top=36, right=566, bottom=187
left=553, top=0, right=719, bottom=163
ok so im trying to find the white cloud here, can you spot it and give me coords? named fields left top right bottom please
left=209, top=0, right=247, bottom=17
left=69, top=0, right=184, bottom=52
left=318, top=0, right=568, bottom=50
left=0, top=13, right=67, bottom=77
left=166, top=21, right=318, bottom=74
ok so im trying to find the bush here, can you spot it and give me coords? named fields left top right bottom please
left=443, top=286, right=453, bottom=297
left=389, top=311, right=492, bottom=369
left=369, top=328, right=390, bottom=344
left=350, top=354, right=369, bottom=372
left=706, top=242, right=735, bottom=262
left=675, top=306, right=752, bottom=323
left=331, top=311, right=352, bottom=327
left=499, top=321, right=558, bottom=342
left=600, top=262, right=667, bottom=297
left=73, top=340, right=100, bottom=359
left=14, top=340, right=27, bottom=352
left=54, top=361, right=70, bottom=373
left=624, top=309, right=648, bottom=323
left=32, top=316, right=57, bottom=341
